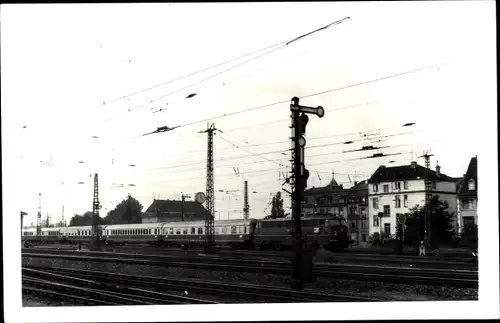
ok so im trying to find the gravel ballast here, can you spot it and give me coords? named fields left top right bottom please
left=22, top=256, right=478, bottom=303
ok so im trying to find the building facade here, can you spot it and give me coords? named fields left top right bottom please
left=347, top=180, right=370, bottom=246
left=303, top=173, right=348, bottom=218
left=457, top=156, right=478, bottom=234
left=142, top=199, right=210, bottom=223
left=367, top=161, right=459, bottom=239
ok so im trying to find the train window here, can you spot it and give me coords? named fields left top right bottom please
left=197, top=227, right=203, bottom=234
left=222, top=227, right=227, bottom=234
left=190, top=227, right=196, bottom=234
left=169, top=228, right=174, bottom=235
left=244, top=226, right=247, bottom=234
left=231, top=226, right=236, bottom=234
left=176, top=228, right=181, bottom=235
left=183, top=228, right=188, bottom=235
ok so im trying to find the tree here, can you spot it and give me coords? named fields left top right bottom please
left=404, top=196, right=455, bottom=248
left=69, top=211, right=107, bottom=226
left=270, top=191, right=285, bottom=218
left=103, top=195, right=143, bottom=225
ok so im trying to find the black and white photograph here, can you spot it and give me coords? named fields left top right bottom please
left=2, top=1, right=499, bottom=322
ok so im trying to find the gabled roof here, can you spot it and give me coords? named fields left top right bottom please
left=458, top=157, right=478, bottom=198
left=144, top=199, right=210, bottom=217
left=368, top=163, right=454, bottom=184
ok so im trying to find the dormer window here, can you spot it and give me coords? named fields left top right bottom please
left=468, top=179, right=476, bottom=191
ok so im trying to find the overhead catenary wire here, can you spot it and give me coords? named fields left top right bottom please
left=149, top=62, right=450, bottom=131
left=101, top=17, right=350, bottom=120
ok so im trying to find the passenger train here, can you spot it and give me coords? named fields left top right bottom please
left=22, top=215, right=350, bottom=251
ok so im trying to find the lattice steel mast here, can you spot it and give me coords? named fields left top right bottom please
left=199, top=124, right=221, bottom=253
left=420, top=150, right=434, bottom=249
left=243, top=180, right=249, bottom=220
left=92, top=173, right=101, bottom=243
left=36, top=193, right=42, bottom=240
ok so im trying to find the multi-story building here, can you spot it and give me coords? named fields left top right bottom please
left=303, top=173, right=348, bottom=218
left=457, top=156, right=478, bottom=234
left=367, top=161, right=459, bottom=238
left=347, top=180, right=370, bottom=246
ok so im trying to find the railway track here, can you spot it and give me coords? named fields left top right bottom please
left=22, top=266, right=379, bottom=303
left=22, top=251, right=478, bottom=288
left=23, top=246, right=477, bottom=270
left=23, top=269, right=215, bottom=305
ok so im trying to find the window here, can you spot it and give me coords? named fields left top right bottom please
left=351, top=222, right=356, bottom=228
left=383, top=205, right=390, bottom=217
left=395, top=195, right=401, bottom=208
left=244, top=226, right=247, bottom=234
left=373, top=216, right=379, bottom=227
left=222, top=227, right=227, bottom=234
left=468, top=179, right=476, bottom=190
left=182, top=228, right=188, bottom=235
left=231, top=226, right=237, bottom=234
left=384, top=223, right=391, bottom=235
left=360, top=207, right=366, bottom=215
left=190, top=227, right=196, bottom=234
left=404, top=195, right=408, bottom=207
left=383, top=184, right=389, bottom=193
left=463, top=199, right=476, bottom=210
left=361, top=221, right=365, bottom=229
left=361, top=234, right=367, bottom=242
left=372, top=198, right=379, bottom=209
left=432, top=181, right=437, bottom=189
left=175, top=228, right=181, bottom=235
left=373, top=184, right=378, bottom=192
left=339, top=208, right=344, bottom=216
left=197, top=227, right=203, bottom=234
left=403, top=181, right=408, bottom=189
left=395, top=182, right=401, bottom=190
left=463, top=216, right=475, bottom=227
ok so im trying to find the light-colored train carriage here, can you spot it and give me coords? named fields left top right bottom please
left=60, top=226, right=93, bottom=244
left=103, top=223, right=162, bottom=245
left=21, top=228, right=37, bottom=244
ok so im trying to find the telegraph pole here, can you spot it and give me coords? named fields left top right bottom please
left=290, top=97, right=325, bottom=290
left=92, top=173, right=101, bottom=245
left=199, top=123, right=221, bottom=253
left=243, top=181, right=249, bottom=220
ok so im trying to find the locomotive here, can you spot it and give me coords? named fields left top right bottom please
left=21, top=215, right=350, bottom=251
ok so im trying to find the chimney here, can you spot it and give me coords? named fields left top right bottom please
left=340, top=184, right=343, bottom=189
left=411, top=161, right=417, bottom=169
left=354, top=181, right=358, bottom=185
left=436, top=161, right=441, bottom=177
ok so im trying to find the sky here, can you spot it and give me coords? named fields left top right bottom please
left=2, top=2, right=497, bottom=226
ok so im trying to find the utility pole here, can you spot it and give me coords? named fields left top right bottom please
left=198, top=123, right=222, bottom=254
left=419, top=150, right=434, bottom=249
left=92, top=173, right=101, bottom=244
left=290, top=97, right=325, bottom=290
left=243, top=181, right=249, bottom=220
left=36, top=193, right=42, bottom=241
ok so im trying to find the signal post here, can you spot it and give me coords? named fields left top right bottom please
left=289, top=97, right=325, bottom=290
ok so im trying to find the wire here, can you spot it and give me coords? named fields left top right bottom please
left=169, top=62, right=450, bottom=130
left=102, top=17, right=350, bottom=120
left=145, top=128, right=420, bottom=173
